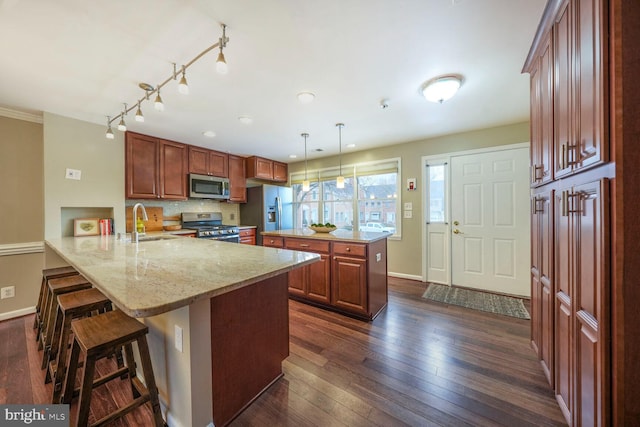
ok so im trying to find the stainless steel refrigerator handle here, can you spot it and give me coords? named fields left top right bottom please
left=276, top=196, right=282, bottom=230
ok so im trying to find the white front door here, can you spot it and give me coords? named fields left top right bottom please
left=450, top=147, right=530, bottom=296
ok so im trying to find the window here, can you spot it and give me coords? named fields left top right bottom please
left=291, top=158, right=400, bottom=237
left=427, top=163, right=447, bottom=223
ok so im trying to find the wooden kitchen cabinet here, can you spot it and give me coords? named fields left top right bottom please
left=188, top=146, right=228, bottom=177
left=265, top=233, right=388, bottom=320
left=530, top=190, right=554, bottom=387
left=524, top=1, right=612, bottom=423
left=530, top=32, right=554, bottom=187
left=554, top=0, right=608, bottom=179
left=284, top=238, right=331, bottom=304
left=246, top=156, right=288, bottom=183
left=125, top=132, right=188, bottom=200
left=239, top=227, right=256, bottom=245
left=228, top=154, right=247, bottom=203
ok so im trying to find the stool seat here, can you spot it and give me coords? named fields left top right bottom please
left=47, top=288, right=116, bottom=403
left=63, top=310, right=164, bottom=426
left=39, top=275, right=91, bottom=369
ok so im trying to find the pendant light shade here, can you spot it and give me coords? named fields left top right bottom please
left=135, top=102, right=144, bottom=122
left=178, top=71, right=189, bottom=94
left=105, top=116, right=114, bottom=139
left=154, top=88, right=164, bottom=112
left=336, top=123, right=345, bottom=188
left=302, top=133, right=310, bottom=191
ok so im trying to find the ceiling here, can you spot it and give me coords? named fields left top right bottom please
left=0, top=0, right=545, bottom=162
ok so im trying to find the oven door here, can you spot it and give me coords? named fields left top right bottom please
left=204, top=234, right=240, bottom=243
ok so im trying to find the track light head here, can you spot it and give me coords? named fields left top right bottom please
left=154, top=88, right=164, bottom=112
left=135, top=103, right=144, bottom=122
left=216, top=50, right=228, bottom=74
left=105, top=116, right=114, bottom=139
left=178, top=72, right=189, bottom=95
left=117, top=116, right=126, bottom=132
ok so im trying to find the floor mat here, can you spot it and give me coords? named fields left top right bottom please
left=422, top=284, right=530, bottom=319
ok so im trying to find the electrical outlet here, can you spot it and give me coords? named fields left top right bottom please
left=1, top=286, right=15, bottom=299
left=174, top=325, right=183, bottom=352
left=230, top=213, right=235, bottom=220
left=376, top=253, right=382, bottom=262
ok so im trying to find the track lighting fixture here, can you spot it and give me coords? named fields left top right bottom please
left=302, top=133, right=310, bottom=191
left=135, top=102, right=144, bottom=122
left=336, top=123, right=345, bottom=189
left=105, top=116, right=114, bottom=139
left=104, top=23, right=230, bottom=138
left=117, top=104, right=127, bottom=131
left=154, top=87, right=164, bottom=112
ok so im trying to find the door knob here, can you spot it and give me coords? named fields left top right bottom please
left=453, top=229, right=463, bottom=234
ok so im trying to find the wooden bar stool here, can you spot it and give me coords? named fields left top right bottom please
left=62, top=309, right=164, bottom=427
left=39, top=275, right=92, bottom=369
left=33, top=266, right=78, bottom=340
left=46, top=288, right=117, bottom=403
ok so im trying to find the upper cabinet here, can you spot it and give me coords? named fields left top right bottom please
left=228, top=154, right=247, bottom=203
left=246, top=156, right=288, bottom=183
left=530, top=32, right=554, bottom=186
left=188, top=146, right=228, bottom=178
left=125, top=132, right=188, bottom=200
left=554, top=0, right=608, bottom=179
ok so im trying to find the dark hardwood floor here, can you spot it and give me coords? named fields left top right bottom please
left=0, top=277, right=565, bottom=426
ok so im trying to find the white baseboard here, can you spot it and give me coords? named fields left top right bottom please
left=0, top=306, right=36, bottom=321
left=388, top=272, right=424, bottom=282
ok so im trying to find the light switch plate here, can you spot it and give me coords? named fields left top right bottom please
left=65, top=168, right=82, bottom=180
left=404, top=202, right=413, bottom=211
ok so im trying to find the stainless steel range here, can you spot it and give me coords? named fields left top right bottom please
left=181, top=212, right=240, bottom=243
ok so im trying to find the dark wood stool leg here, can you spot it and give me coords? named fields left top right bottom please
left=136, top=335, right=165, bottom=427
left=75, top=352, right=97, bottom=427
left=62, top=339, right=81, bottom=405
left=50, top=310, right=75, bottom=402
left=123, top=343, right=139, bottom=398
left=44, top=304, right=64, bottom=384
left=33, top=276, right=47, bottom=330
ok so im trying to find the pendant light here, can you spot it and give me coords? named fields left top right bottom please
left=302, top=133, right=310, bottom=191
left=174, top=63, right=189, bottom=95
left=336, top=123, right=345, bottom=188
left=216, top=24, right=229, bottom=74
left=105, top=116, right=114, bottom=139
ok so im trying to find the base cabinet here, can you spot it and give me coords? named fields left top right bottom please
left=239, top=227, right=256, bottom=245
left=270, top=235, right=387, bottom=320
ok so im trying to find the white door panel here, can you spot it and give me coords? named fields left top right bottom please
left=451, top=148, right=530, bottom=296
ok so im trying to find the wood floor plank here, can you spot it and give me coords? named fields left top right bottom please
left=1, top=277, right=566, bottom=426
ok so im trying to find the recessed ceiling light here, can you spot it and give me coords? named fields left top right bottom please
left=297, top=92, right=315, bottom=104
left=202, top=130, right=216, bottom=138
left=289, top=154, right=297, bottom=159
left=238, top=116, right=253, bottom=125
left=346, top=143, right=356, bottom=148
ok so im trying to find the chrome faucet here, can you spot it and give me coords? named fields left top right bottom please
left=132, top=202, right=148, bottom=243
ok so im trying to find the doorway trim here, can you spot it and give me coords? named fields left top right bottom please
left=420, top=142, right=530, bottom=283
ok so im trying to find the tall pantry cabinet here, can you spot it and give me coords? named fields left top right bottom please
left=525, top=0, right=611, bottom=425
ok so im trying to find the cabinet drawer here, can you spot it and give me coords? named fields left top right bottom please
left=239, top=228, right=256, bottom=237
left=285, top=238, right=330, bottom=253
left=263, top=236, right=284, bottom=248
left=333, top=242, right=366, bottom=258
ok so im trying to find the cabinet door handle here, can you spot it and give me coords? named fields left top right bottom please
left=561, top=190, right=569, bottom=217
left=561, top=143, right=567, bottom=169
left=300, top=244, right=310, bottom=248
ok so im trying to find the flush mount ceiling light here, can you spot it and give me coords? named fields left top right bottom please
left=422, top=75, right=463, bottom=103
left=297, top=92, right=315, bottom=104
left=336, top=123, right=345, bottom=189
left=105, top=24, right=230, bottom=138
left=289, top=154, right=297, bottom=159
left=202, top=130, right=216, bottom=138
left=238, top=116, right=253, bottom=125
left=346, top=143, right=356, bottom=149
left=302, top=133, right=310, bottom=191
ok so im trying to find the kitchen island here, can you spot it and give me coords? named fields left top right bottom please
left=45, top=234, right=319, bottom=427
left=261, top=229, right=388, bottom=320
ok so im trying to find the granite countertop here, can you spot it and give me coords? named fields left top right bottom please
left=45, top=235, right=319, bottom=318
left=237, top=225, right=257, bottom=229
left=261, top=228, right=390, bottom=243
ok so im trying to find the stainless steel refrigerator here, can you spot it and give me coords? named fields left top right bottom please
left=240, top=184, right=293, bottom=245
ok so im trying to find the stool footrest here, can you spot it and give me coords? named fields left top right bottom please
left=91, top=393, right=151, bottom=427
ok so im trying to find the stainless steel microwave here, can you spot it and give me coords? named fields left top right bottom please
left=189, top=173, right=230, bottom=200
